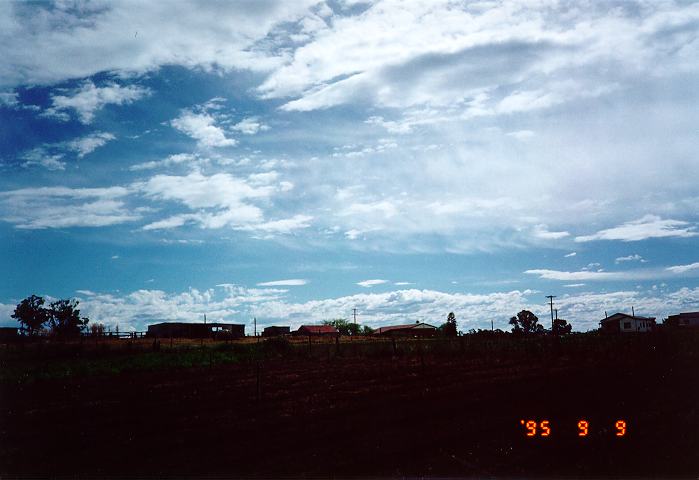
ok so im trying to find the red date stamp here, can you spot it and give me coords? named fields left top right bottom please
left=520, top=419, right=626, bottom=437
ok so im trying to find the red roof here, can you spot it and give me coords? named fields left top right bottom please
left=296, top=325, right=339, bottom=334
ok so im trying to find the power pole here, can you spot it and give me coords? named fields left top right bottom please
left=491, top=319, right=494, bottom=332
left=545, top=295, right=556, bottom=331
left=254, top=317, right=257, bottom=337
left=352, top=308, right=358, bottom=325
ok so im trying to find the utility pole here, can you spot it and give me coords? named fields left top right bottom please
left=352, top=308, right=358, bottom=325
left=545, top=295, right=556, bottom=331
left=491, top=319, right=494, bottom=332
left=631, top=306, right=635, bottom=317
left=254, top=317, right=257, bottom=337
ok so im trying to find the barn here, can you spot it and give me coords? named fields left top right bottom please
left=147, top=322, right=245, bottom=339
left=374, top=322, right=438, bottom=337
left=599, top=313, right=656, bottom=333
left=293, top=325, right=339, bottom=336
left=263, top=326, right=290, bottom=337
left=667, top=312, right=699, bottom=328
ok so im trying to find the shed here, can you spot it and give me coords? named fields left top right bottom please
left=263, top=326, right=291, bottom=337
left=147, top=322, right=245, bottom=339
left=374, top=322, right=438, bottom=337
left=599, top=313, right=656, bottom=333
left=293, top=325, right=339, bottom=336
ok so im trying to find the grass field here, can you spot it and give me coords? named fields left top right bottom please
left=1, top=330, right=697, bottom=477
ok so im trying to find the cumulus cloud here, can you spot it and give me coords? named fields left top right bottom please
left=615, top=254, right=646, bottom=264
left=171, top=110, right=237, bottom=148
left=575, top=215, right=698, bottom=242
left=43, top=81, right=149, bottom=123
left=232, top=117, right=269, bottom=135
left=0, top=186, right=138, bottom=229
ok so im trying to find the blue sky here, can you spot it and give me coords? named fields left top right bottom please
left=1, top=0, right=699, bottom=332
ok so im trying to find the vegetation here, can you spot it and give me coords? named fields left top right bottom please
left=11, top=295, right=89, bottom=337
left=11, top=295, right=48, bottom=336
left=439, top=312, right=458, bottom=337
left=322, top=318, right=370, bottom=335
left=509, top=310, right=545, bottom=335
left=552, top=318, right=572, bottom=335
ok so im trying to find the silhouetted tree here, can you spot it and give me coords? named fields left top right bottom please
left=48, top=299, right=89, bottom=337
left=11, top=295, right=48, bottom=336
left=361, top=325, right=374, bottom=335
left=444, top=312, right=457, bottom=337
left=552, top=318, right=572, bottom=335
left=509, top=310, right=544, bottom=335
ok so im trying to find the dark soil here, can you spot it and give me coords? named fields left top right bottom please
left=1, top=341, right=697, bottom=478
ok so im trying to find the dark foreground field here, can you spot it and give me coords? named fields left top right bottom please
left=1, top=332, right=698, bottom=478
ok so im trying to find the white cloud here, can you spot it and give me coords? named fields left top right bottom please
left=129, top=153, right=199, bottom=171
left=0, top=2, right=319, bottom=88
left=67, top=132, right=116, bottom=158
left=532, top=224, right=570, bottom=240
left=524, top=268, right=652, bottom=282
left=564, top=252, right=577, bottom=258
left=0, top=186, right=138, bottom=229
left=575, top=215, right=697, bottom=242
left=0, top=91, right=18, bottom=107
left=563, top=283, right=585, bottom=288
left=506, top=130, right=535, bottom=140
left=615, top=254, right=646, bottom=264
left=357, top=279, right=388, bottom=288
left=21, top=150, right=66, bottom=171
left=139, top=170, right=305, bottom=234
left=44, top=81, right=149, bottom=123
left=232, top=117, right=269, bottom=135
left=171, top=109, right=237, bottom=148
left=394, top=282, right=413, bottom=286
left=666, top=262, right=699, bottom=274
left=257, top=279, right=308, bottom=286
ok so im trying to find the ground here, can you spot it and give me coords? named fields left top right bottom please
left=1, top=333, right=697, bottom=477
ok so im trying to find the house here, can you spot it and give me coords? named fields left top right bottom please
left=293, top=325, right=339, bottom=336
left=666, top=312, right=699, bottom=328
left=147, top=322, right=245, bottom=339
left=374, top=322, right=438, bottom=337
left=263, top=326, right=290, bottom=337
left=599, top=313, right=656, bottom=333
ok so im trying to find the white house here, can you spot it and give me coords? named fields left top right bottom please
left=600, top=313, right=656, bottom=333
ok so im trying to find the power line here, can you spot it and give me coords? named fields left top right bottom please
left=545, top=295, right=556, bottom=331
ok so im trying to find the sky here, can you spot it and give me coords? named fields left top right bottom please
left=1, top=0, right=698, bottom=333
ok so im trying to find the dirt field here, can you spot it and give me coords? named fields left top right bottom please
left=1, top=334, right=698, bottom=477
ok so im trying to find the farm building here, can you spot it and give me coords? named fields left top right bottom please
left=374, top=322, right=438, bottom=337
left=263, top=326, right=290, bottom=337
left=147, top=322, right=245, bottom=339
left=667, top=312, right=699, bottom=328
left=599, top=313, right=656, bottom=333
left=293, top=325, right=339, bottom=336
